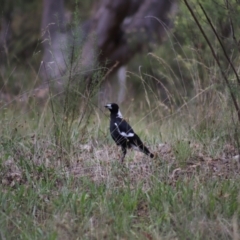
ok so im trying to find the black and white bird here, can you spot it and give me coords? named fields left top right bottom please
left=105, top=103, right=154, bottom=162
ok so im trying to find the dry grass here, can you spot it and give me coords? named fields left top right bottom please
left=0, top=95, right=240, bottom=239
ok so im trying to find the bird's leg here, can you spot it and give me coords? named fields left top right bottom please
left=120, top=147, right=127, bottom=163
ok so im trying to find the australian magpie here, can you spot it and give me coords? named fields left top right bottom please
left=105, top=103, right=154, bottom=162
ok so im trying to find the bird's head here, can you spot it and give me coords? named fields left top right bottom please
left=105, top=103, right=122, bottom=118
left=105, top=103, right=119, bottom=112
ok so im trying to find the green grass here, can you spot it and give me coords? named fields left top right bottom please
left=1, top=163, right=240, bottom=239
left=0, top=98, right=240, bottom=240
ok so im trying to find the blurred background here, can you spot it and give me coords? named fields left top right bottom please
left=0, top=0, right=240, bottom=109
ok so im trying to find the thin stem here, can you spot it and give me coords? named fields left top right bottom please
left=183, top=0, right=240, bottom=122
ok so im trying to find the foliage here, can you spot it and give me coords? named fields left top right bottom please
left=129, top=0, right=240, bottom=105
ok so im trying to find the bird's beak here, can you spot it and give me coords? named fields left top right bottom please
left=105, top=104, right=112, bottom=109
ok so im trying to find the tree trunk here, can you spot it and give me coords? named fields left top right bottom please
left=40, top=0, right=68, bottom=89
left=40, top=0, right=177, bottom=96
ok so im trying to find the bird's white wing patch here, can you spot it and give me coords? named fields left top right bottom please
left=114, top=123, right=134, bottom=137
left=116, top=110, right=123, bottom=119
left=120, top=132, right=134, bottom=137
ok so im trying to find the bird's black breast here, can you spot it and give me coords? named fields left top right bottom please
left=110, top=118, right=125, bottom=145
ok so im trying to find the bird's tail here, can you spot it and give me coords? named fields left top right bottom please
left=131, top=135, right=154, bottom=158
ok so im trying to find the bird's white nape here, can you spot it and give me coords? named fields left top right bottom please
left=117, top=110, right=123, bottom=118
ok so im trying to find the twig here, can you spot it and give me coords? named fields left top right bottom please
left=44, top=62, right=59, bottom=146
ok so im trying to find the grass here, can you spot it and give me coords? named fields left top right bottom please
left=0, top=93, right=240, bottom=240
left=1, top=0, right=240, bottom=238
left=0, top=60, right=239, bottom=240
